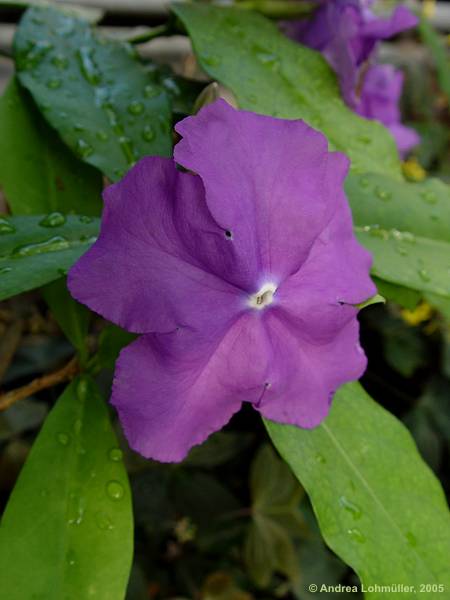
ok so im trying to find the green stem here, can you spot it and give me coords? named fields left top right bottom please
left=128, top=23, right=171, bottom=45
left=235, top=0, right=317, bottom=19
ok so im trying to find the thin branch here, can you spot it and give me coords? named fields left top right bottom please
left=0, top=356, right=79, bottom=412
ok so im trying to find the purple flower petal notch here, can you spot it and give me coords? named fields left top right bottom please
left=68, top=100, right=376, bottom=462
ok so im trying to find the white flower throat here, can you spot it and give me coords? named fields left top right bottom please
left=248, top=283, right=277, bottom=310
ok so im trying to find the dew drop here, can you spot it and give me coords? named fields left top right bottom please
left=127, top=100, right=144, bottom=115
left=347, top=528, right=366, bottom=543
left=0, top=218, right=16, bottom=234
left=142, top=124, right=155, bottom=142
left=67, top=550, right=76, bottom=567
left=39, top=212, right=66, bottom=228
left=395, top=244, right=408, bottom=256
left=256, top=52, right=280, bottom=70
left=73, top=418, right=82, bottom=435
left=315, top=453, right=326, bottom=464
left=46, top=78, right=61, bottom=89
left=0, top=267, right=12, bottom=275
left=56, top=432, right=70, bottom=446
left=106, top=480, right=125, bottom=501
left=76, top=139, right=93, bottom=159
left=144, top=84, right=158, bottom=98
left=96, top=130, right=108, bottom=141
left=357, top=134, right=371, bottom=145
left=95, top=510, right=114, bottom=531
left=73, top=123, right=85, bottom=132
left=375, top=186, right=392, bottom=201
left=79, top=215, right=93, bottom=224
left=358, top=176, right=370, bottom=188
left=418, top=268, right=431, bottom=282
left=76, top=379, right=89, bottom=402
left=51, top=55, right=69, bottom=69
left=108, top=448, right=123, bottom=462
left=339, top=496, right=362, bottom=520
left=12, top=236, right=70, bottom=258
left=202, top=54, right=221, bottom=67
left=67, top=492, right=85, bottom=526
left=77, top=46, right=100, bottom=85
left=420, top=190, right=437, bottom=205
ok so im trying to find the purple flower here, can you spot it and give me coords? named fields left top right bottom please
left=68, top=100, right=375, bottom=462
left=356, top=64, right=420, bottom=157
left=286, top=0, right=418, bottom=107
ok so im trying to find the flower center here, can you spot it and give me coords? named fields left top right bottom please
left=248, top=283, right=277, bottom=310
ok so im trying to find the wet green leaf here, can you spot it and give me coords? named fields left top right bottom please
left=0, top=377, right=133, bottom=600
left=346, top=174, right=450, bottom=299
left=266, top=382, right=450, bottom=598
left=0, top=213, right=99, bottom=300
left=14, top=6, right=172, bottom=181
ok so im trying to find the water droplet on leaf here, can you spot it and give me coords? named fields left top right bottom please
left=39, top=212, right=66, bottom=228
left=106, top=480, right=124, bottom=501
left=375, top=186, right=392, bottom=201
left=47, top=78, right=61, bottom=89
left=142, top=124, right=155, bottom=142
left=127, top=100, right=144, bottom=115
left=418, top=268, right=431, bottom=282
left=76, top=139, right=93, bottom=159
left=0, top=218, right=15, bottom=234
left=347, top=528, right=365, bottom=543
left=339, top=496, right=362, bottom=520
left=420, top=190, right=437, bottom=205
left=108, top=448, right=123, bottom=462
left=56, top=432, right=70, bottom=446
left=96, top=511, right=114, bottom=531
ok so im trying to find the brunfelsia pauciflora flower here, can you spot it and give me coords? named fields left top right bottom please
left=68, top=100, right=375, bottom=462
left=283, top=0, right=419, bottom=155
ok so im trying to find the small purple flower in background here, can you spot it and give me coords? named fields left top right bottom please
left=355, top=64, right=420, bottom=157
left=287, top=0, right=418, bottom=107
left=68, top=100, right=375, bottom=462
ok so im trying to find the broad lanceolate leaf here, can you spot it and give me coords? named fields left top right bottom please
left=0, top=78, right=102, bottom=215
left=172, top=4, right=401, bottom=178
left=346, top=174, right=450, bottom=300
left=0, top=214, right=99, bottom=300
left=14, top=6, right=172, bottom=181
left=266, top=383, right=450, bottom=599
left=0, top=377, right=133, bottom=600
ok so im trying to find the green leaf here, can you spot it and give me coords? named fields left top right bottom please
left=0, top=77, right=102, bottom=215
left=419, top=17, right=450, bottom=99
left=346, top=174, right=450, bottom=299
left=265, top=382, right=450, bottom=597
left=14, top=6, right=172, bottom=181
left=93, top=324, right=136, bottom=371
left=172, top=3, right=401, bottom=178
left=42, top=278, right=91, bottom=357
left=373, top=277, right=421, bottom=310
left=245, top=444, right=305, bottom=587
left=0, top=377, right=133, bottom=600
left=0, top=213, right=99, bottom=300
